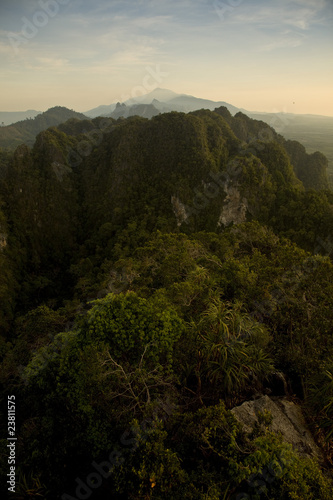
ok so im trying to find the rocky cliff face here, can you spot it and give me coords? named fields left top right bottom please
left=171, top=195, right=190, bottom=226
left=231, top=395, right=323, bottom=460
left=0, top=232, right=6, bottom=249
left=218, top=185, right=248, bottom=227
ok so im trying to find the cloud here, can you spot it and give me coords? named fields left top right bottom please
left=208, top=0, right=331, bottom=55
left=221, top=0, right=329, bottom=30
left=34, top=57, right=70, bottom=69
left=258, top=34, right=304, bottom=52
left=131, top=15, right=173, bottom=29
left=0, top=0, right=331, bottom=114
left=291, top=0, right=326, bottom=8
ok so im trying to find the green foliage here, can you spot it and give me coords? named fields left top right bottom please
left=15, top=470, right=46, bottom=499
left=0, top=305, right=66, bottom=388
left=196, top=299, right=274, bottom=399
left=308, top=365, right=333, bottom=440
left=112, top=418, right=188, bottom=499
left=269, top=188, right=333, bottom=252
left=1, top=109, right=333, bottom=498
left=0, top=204, right=16, bottom=334
left=234, top=433, right=333, bottom=500
left=80, top=292, right=184, bottom=369
left=255, top=141, right=300, bottom=188
left=13, top=294, right=184, bottom=495
left=0, top=106, right=87, bottom=149
left=284, top=139, right=329, bottom=190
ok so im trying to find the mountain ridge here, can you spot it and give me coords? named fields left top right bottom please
left=1, top=106, right=333, bottom=498
left=1, top=90, right=332, bottom=180
left=0, top=106, right=88, bottom=149
left=83, top=89, right=333, bottom=178
left=84, top=87, right=240, bottom=117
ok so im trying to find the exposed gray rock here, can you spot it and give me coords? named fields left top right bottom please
left=231, top=395, right=322, bottom=460
left=0, top=231, right=6, bottom=250
left=171, top=195, right=189, bottom=226
left=218, top=185, right=248, bottom=227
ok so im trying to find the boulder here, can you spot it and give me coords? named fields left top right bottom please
left=231, top=395, right=322, bottom=460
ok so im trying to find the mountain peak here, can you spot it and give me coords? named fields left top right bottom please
left=128, top=88, right=180, bottom=105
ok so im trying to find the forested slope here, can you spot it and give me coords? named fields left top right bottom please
left=0, top=109, right=333, bottom=499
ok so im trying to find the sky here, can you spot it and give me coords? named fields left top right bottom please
left=0, top=0, right=332, bottom=115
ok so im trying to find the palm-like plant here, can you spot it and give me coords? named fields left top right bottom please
left=197, top=299, right=274, bottom=397
left=16, top=472, right=46, bottom=498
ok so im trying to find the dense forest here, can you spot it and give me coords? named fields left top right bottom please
left=1, top=107, right=333, bottom=499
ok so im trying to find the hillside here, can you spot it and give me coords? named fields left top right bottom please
left=2, top=92, right=331, bottom=184
left=248, top=112, right=333, bottom=182
left=85, top=89, right=333, bottom=180
left=0, top=109, right=333, bottom=499
left=0, top=106, right=87, bottom=149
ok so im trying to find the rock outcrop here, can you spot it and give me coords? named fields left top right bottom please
left=231, top=395, right=322, bottom=460
left=218, top=185, right=248, bottom=227
left=171, top=195, right=189, bottom=226
left=0, top=231, right=6, bottom=249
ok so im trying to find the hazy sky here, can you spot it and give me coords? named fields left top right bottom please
left=0, top=0, right=332, bottom=115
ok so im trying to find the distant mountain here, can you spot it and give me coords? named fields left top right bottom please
left=107, top=102, right=161, bottom=120
left=125, top=88, right=240, bottom=115
left=165, top=94, right=240, bottom=114
left=0, top=109, right=41, bottom=126
left=2, top=99, right=333, bottom=500
left=3, top=107, right=330, bottom=275
left=84, top=103, right=117, bottom=118
left=130, top=87, right=180, bottom=104
left=0, top=106, right=88, bottom=149
left=84, top=88, right=240, bottom=118
left=2, top=90, right=332, bottom=179
left=86, top=89, right=333, bottom=179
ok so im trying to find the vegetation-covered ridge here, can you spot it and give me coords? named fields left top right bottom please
left=0, top=108, right=333, bottom=499
left=0, top=106, right=88, bottom=150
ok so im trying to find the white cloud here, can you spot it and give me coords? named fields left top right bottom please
left=34, top=57, right=70, bottom=69
left=131, top=15, right=173, bottom=29
left=222, top=0, right=329, bottom=30
left=0, top=0, right=332, bottom=114
left=259, top=35, right=303, bottom=52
